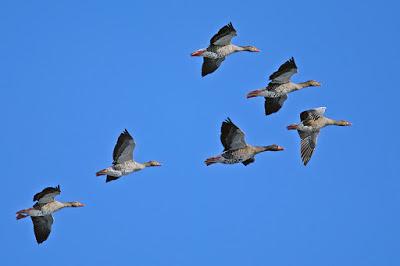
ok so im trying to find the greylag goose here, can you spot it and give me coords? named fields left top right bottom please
left=205, top=118, right=284, bottom=166
left=191, top=22, right=260, bottom=77
left=246, top=57, right=321, bottom=115
left=287, top=107, right=351, bottom=165
left=16, top=185, right=84, bottom=244
left=96, top=129, right=161, bottom=182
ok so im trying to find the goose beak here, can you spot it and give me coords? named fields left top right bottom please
left=276, top=146, right=284, bottom=151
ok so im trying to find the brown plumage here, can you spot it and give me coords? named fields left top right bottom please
left=96, top=129, right=161, bottom=182
left=205, top=118, right=284, bottom=166
left=287, top=107, right=352, bottom=165
left=246, top=57, right=321, bottom=115
left=191, top=22, right=260, bottom=77
left=16, top=185, right=84, bottom=244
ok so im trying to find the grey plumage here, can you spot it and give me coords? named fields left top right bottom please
left=220, top=118, right=247, bottom=151
left=202, top=57, right=225, bottom=77
left=31, top=214, right=53, bottom=244
left=209, top=22, right=237, bottom=46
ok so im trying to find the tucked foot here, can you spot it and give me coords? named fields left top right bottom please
left=96, top=169, right=108, bottom=176
left=191, top=50, right=205, bottom=56
left=246, top=89, right=264, bottom=98
left=205, top=156, right=222, bottom=166
left=16, top=213, right=28, bottom=220
left=287, top=124, right=298, bottom=130
left=16, top=208, right=32, bottom=215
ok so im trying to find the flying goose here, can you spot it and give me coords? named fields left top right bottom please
left=16, top=185, right=84, bottom=244
left=287, top=107, right=351, bottom=165
left=205, top=118, right=284, bottom=166
left=191, top=22, right=260, bottom=77
left=246, top=57, right=321, bottom=115
left=96, top=129, right=161, bottom=182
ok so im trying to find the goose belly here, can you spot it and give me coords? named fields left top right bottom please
left=104, top=167, right=124, bottom=177
left=263, top=90, right=285, bottom=98
left=202, top=51, right=220, bottom=59
left=221, top=150, right=253, bottom=164
left=38, top=201, right=64, bottom=215
left=207, top=45, right=234, bottom=58
left=113, top=162, right=144, bottom=176
left=265, top=84, right=294, bottom=97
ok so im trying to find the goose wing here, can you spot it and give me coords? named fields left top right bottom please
left=113, top=129, right=135, bottom=164
left=220, top=118, right=247, bottom=151
left=264, top=95, right=288, bottom=115
left=210, top=22, right=237, bottom=46
left=269, top=57, right=298, bottom=84
left=202, top=57, right=225, bottom=77
left=300, top=131, right=319, bottom=166
left=31, top=215, right=53, bottom=244
left=300, top=107, right=327, bottom=121
left=33, top=185, right=61, bottom=204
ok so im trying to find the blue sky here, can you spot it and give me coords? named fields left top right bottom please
left=1, top=0, right=399, bottom=265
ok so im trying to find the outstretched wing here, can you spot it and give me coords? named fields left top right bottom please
left=113, top=129, right=135, bottom=164
left=210, top=22, right=237, bottom=46
left=264, top=95, right=288, bottom=115
left=202, top=57, right=225, bottom=77
left=269, top=57, right=298, bottom=84
left=106, top=175, right=121, bottom=183
left=220, top=118, right=247, bottom=151
left=31, top=215, right=54, bottom=244
left=300, top=107, right=327, bottom=121
left=33, top=185, right=61, bottom=204
left=300, top=131, right=319, bottom=166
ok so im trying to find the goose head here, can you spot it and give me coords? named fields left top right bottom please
left=306, top=80, right=321, bottom=87
left=335, top=120, right=352, bottom=126
left=145, top=161, right=162, bottom=167
left=66, top=201, right=85, bottom=207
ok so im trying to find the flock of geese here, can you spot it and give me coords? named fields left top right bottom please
left=16, top=22, right=351, bottom=244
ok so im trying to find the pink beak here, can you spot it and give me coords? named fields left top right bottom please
left=276, top=146, right=284, bottom=151
left=246, top=90, right=263, bottom=98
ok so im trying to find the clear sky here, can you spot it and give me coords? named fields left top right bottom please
left=1, top=0, right=399, bottom=265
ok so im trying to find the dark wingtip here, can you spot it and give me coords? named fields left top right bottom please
left=290, top=57, right=297, bottom=67
left=265, top=110, right=273, bottom=116
left=224, top=117, right=233, bottom=124
left=106, top=175, right=119, bottom=183
left=228, top=22, right=236, bottom=31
